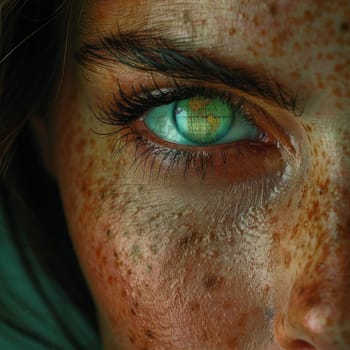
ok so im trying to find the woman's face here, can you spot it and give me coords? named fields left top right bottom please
left=40, top=0, right=350, bottom=349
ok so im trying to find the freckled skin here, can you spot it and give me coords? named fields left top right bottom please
left=38, top=0, right=350, bottom=349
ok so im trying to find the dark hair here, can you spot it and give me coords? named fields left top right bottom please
left=0, top=0, right=71, bottom=172
left=0, top=0, right=97, bottom=333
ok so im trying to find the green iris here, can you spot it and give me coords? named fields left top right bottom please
left=144, top=96, right=258, bottom=146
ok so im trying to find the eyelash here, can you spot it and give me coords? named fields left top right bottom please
left=97, top=79, right=281, bottom=183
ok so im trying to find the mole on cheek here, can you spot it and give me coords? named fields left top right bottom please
left=202, top=274, right=225, bottom=291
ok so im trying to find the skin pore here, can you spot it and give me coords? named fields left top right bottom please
left=34, top=0, right=350, bottom=349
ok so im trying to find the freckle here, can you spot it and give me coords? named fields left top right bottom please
left=318, top=80, right=325, bottom=89
left=333, top=87, right=342, bottom=97
left=228, top=27, right=236, bottom=36
left=253, top=15, right=260, bottom=27
left=259, top=28, right=267, bottom=37
left=292, top=225, right=298, bottom=239
left=226, top=336, right=239, bottom=348
left=340, top=21, right=349, bottom=33
left=200, top=328, right=209, bottom=341
left=268, top=3, right=277, bottom=16
left=335, top=101, right=344, bottom=110
left=202, top=274, right=224, bottom=290
left=289, top=70, right=301, bottom=80
left=237, top=313, right=248, bottom=328
left=75, top=138, right=87, bottom=152
left=333, top=63, right=344, bottom=74
left=96, top=246, right=102, bottom=258
left=189, top=301, right=200, bottom=312
left=272, top=231, right=280, bottom=244
left=293, top=42, right=301, bottom=51
left=336, top=37, right=346, bottom=45
left=326, top=52, right=334, bottom=61
left=326, top=74, right=337, bottom=82
left=270, top=215, right=278, bottom=224
left=107, top=275, right=115, bottom=285
left=303, top=9, right=313, bottom=21
left=145, top=329, right=155, bottom=339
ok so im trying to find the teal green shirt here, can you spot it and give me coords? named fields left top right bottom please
left=0, top=189, right=101, bottom=350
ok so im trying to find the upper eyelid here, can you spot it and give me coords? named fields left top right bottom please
left=100, top=80, right=245, bottom=124
left=76, top=29, right=304, bottom=117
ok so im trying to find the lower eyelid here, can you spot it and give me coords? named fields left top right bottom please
left=115, top=121, right=285, bottom=185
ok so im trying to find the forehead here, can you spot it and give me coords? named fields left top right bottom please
left=80, top=0, right=349, bottom=39
left=78, top=0, right=350, bottom=104
left=79, top=0, right=349, bottom=67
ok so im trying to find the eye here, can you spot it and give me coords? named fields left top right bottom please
left=98, top=82, right=285, bottom=184
left=143, top=96, right=260, bottom=146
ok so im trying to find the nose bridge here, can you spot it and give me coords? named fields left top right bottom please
left=274, top=173, right=350, bottom=349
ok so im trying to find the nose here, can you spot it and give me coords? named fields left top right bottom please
left=272, top=138, right=350, bottom=349
left=275, top=288, right=350, bottom=349
left=274, top=236, right=350, bottom=349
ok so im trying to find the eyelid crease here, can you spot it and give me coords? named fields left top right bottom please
left=76, top=28, right=304, bottom=117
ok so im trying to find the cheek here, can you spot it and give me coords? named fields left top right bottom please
left=64, top=176, right=275, bottom=348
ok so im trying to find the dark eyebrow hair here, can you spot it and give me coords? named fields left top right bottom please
left=77, top=29, right=301, bottom=115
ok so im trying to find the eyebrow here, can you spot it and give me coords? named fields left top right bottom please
left=77, top=29, right=301, bottom=114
